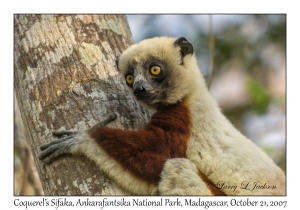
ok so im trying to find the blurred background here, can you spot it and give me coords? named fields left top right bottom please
left=127, top=14, right=286, bottom=167
left=14, top=14, right=286, bottom=195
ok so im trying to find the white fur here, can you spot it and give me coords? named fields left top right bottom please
left=159, top=158, right=213, bottom=195
left=181, top=53, right=286, bottom=195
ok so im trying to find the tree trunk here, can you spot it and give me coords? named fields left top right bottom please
left=14, top=14, right=151, bottom=195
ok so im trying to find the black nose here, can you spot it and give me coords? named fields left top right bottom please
left=133, top=81, right=147, bottom=97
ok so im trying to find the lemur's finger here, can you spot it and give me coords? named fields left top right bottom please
left=39, top=144, right=60, bottom=160
left=42, top=147, right=69, bottom=164
left=91, top=112, right=117, bottom=129
left=52, top=130, right=78, bottom=137
left=40, top=136, right=73, bottom=151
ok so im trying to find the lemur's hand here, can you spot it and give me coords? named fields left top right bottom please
left=39, top=130, right=84, bottom=164
left=39, top=113, right=117, bottom=164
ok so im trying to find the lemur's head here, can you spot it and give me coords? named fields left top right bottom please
left=117, top=36, right=202, bottom=110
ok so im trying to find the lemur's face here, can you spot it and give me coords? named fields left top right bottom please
left=122, top=58, right=170, bottom=108
left=117, top=37, right=195, bottom=109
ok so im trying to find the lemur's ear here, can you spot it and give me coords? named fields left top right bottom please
left=174, top=37, right=194, bottom=58
left=115, top=59, right=119, bottom=71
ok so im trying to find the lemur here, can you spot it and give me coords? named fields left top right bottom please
left=39, top=37, right=286, bottom=195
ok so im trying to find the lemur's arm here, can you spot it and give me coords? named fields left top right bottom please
left=39, top=102, right=190, bottom=185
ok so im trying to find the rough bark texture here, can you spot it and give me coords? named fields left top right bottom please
left=14, top=14, right=151, bottom=195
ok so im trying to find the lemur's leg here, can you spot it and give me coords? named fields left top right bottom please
left=159, top=158, right=226, bottom=196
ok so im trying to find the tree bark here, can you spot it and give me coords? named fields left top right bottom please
left=14, top=14, right=151, bottom=195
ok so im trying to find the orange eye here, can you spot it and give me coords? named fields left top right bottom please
left=150, top=66, right=161, bottom=75
left=126, top=75, right=134, bottom=85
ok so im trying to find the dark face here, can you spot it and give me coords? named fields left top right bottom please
left=124, top=59, right=170, bottom=107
